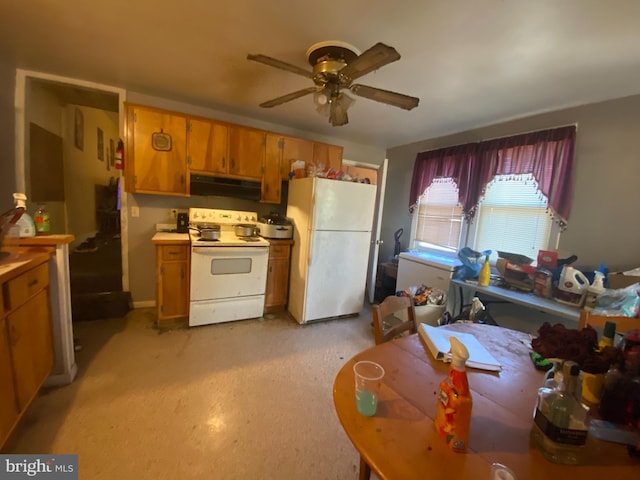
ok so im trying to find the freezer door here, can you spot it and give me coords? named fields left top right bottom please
left=301, top=230, right=371, bottom=323
left=311, top=178, right=376, bottom=232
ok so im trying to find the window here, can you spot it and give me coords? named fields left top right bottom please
left=413, top=178, right=463, bottom=253
left=408, top=126, right=576, bottom=260
left=470, top=174, right=556, bottom=261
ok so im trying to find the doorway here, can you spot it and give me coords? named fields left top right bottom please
left=17, top=71, right=129, bottom=320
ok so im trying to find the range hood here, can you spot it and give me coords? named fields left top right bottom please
left=190, top=174, right=261, bottom=200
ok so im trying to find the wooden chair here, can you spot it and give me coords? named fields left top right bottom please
left=578, top=310, right=640, bottom=334
left=372, top=295, right=418, bottom=345
left=360, top=295, right=419, bottom=480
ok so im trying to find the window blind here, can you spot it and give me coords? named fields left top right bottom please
left=473, top=174, right=551, bottom=260
left=416, top=179, right=463, bottom=250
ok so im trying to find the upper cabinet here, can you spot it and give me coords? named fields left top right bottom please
left=124, top=104, right=188, bottom=196
left=228, top=126, right=265, bottom=180
left=281, top=137, right=314, bottom=181
left=124, top=103, right=344, bottom=199
left=313, top=142, right=343, bottom=172
left=262, top=135, right=316, bottom=204
left=187, top=117, right=229, bottom=175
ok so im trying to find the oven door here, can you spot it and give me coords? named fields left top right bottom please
left=190, top=246, right=269, bottom=301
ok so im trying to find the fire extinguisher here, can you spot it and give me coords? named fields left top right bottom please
left=115, top=139, right=124, bottom=170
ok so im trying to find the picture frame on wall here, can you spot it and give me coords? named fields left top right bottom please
left=74, top=107, right=84, bottom=151
left=97, top=128, right=104, bottom=160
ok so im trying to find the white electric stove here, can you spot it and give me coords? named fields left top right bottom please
left=188, top=208, right=270, bottom=327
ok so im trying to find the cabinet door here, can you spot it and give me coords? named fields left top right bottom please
left=228, top=126, right=265, bottom=179
left=188, top=117, right=229, bottom=175
left=158, top=254, right=189, bottom=319
left=264, top=243, right=291, bottom=310
left=126, top=105, right=188, bottom=195
left=0, top=317, right=19, bottom=446
left=261, top=134, right=282, bottom=204
left=7, top=289, right=53, bottom=410
left=281, top=136, right=314, bottom=180
left=313, top=142, right=343, bottom=171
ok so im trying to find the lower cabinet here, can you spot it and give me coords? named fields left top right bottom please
left=0, top=257, right=53, bottom=448
left=154, top=242, right=190, bottom=328
left=0, top=317, right=19, bottom=447
left=264, top=240, right=293, bottom=313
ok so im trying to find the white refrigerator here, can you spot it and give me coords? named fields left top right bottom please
left=286, top=176, right=377, bottom=324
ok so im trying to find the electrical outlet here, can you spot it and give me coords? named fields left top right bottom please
left=170, top=209, right=178, bottom=219
left=131, top=206, right=139, bottom=218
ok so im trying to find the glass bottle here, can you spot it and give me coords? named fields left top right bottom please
left=530, top=361, right=590, bottom=464
left=34, top=204, right=50, bottom=234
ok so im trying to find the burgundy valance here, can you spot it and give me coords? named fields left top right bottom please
left=409, top=125, right=576, bottom=226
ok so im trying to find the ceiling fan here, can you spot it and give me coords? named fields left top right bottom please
left=247, top=41, right=419, bottom=127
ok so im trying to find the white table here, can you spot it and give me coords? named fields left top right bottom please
left=451, top=278, right=581, bottom=322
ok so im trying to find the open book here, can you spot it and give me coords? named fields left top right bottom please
left=418, top=324, right=502, bottom=372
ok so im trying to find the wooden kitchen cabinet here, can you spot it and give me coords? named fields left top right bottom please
left=264, top=239, right=293, bottom=313
left=263, top=135, right=315, bottom=204
left=280, top=136, right=314, bottom=181
left=124, top=103, right=188, bottom=196
left=262, top=134, right=283, bottom=204
left=313, top=142, right=343, bottom=171
left=187, top=117, right=229, bottom=175
left=228, top=125, right=265, bottom=180
left=154, top=242, right=190, bottom=329
left=0, top=254, right=53, bottom=448
left=0, top=317, right=18, bottom=448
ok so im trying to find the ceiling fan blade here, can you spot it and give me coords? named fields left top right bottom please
left=329, top=95, right=349, bottom=126
left=350, top=84, right=419, bottom=110
left=338, top=43, right=401, bottom=82
left=247, top=54, right=314, bottom=79
left=258, top=86, right=320, bottom=108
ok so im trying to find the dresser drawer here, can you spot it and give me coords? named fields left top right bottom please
left=5, top=263, right=49, bottom=311
left=161, top=245, right=189, bottom=261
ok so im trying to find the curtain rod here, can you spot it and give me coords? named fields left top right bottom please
left=479, top=122, right=578, bottom=143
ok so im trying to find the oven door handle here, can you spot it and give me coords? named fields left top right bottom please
left=191, top=246, right=269, bottom=254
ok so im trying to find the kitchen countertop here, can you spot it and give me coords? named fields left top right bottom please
left=17, top=234, right=74, bottom=246
left=152, top=232, right=190, bottom=244
left=0, top=249, right=51, bottom=283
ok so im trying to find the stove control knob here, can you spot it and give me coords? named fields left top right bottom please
left=236, top=215, right=241, bottom=221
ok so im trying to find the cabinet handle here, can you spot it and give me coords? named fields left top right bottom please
left=28, top=279, right=38, bottom=287
left=231, top=158, right=235, bottom=170
left=168, top=250, right=181, bottom=256
left=222, top=157, right=226, bottom=169
left=180, top=266, right=185, bottom=280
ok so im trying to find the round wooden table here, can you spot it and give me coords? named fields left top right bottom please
left=333, top=323, right=638, bottom=480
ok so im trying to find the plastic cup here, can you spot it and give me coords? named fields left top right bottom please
left=353, top=360, right=385, bottom=416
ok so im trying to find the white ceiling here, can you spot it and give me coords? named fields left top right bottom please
left=3, top=0, right=640, bottom=149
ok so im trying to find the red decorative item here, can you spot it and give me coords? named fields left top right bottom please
left=115, top=139, right=124, bottom=170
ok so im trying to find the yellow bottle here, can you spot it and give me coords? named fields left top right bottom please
left=434, top=337, right=472, bottom=452
left=478, top=254, right=491, bottom=287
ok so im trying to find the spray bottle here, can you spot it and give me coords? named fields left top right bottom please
left=583, top=271, right=605, bottom=311
left=12, top=193, right=35, bottom=238
left=435, top=336, right=473, bottom=452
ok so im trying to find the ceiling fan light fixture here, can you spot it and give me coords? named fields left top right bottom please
left=313, top=90, right=328, bottom=106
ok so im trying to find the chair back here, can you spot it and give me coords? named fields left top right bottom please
left=578, top=310, right=640, bottom=334
left=372, top=295, right=417, bottom=345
